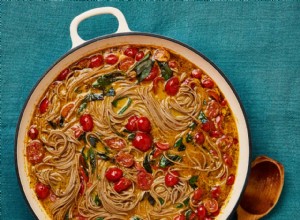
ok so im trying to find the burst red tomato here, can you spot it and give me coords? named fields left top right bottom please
left=105, top=167, right=123, bottom=182
left=137, top=171, right=154, bottom=190
left=223, top=153, right=233, bottom=167
left=197, top=204, right=207, bottom=219
left=195, top=132, right=205, bottom=145
left=35, top=182, right=50, bottom=200
left=89, top=55, right=104, bottom=68
left=28, top=125, right=39, bottom=139
left=132, top=132, right=152, bottom=152
left=116, top=152, right=134, bottom=168
left=189, top=212, right=198, bottom=220
left=135, top=51, right=144, bottom=61
left=155, top=142, right=170, bottom=151
left=203, top=198, right=219, bottom=213
left=211, top=186, right=221, bottom=198
left=105, top=54, right=119, bottom=65
left=26, top=140, right=45, bottom=165
left=191, top=69, right=203, bottom=79
left=137, top=117, right=151, bottom=132
left=152, top=148, right=163, bottom=158
left=114, top=177, right=132, bottom=193
left=80, top=114, right=94, bottom=132
left=192, top=188, right=203, bottom=202
left=165, top=76, right=180, bottom=96
left=165, top=171, right=180, bottom=187
left=119, top=57, right=135, bottom=71
left=210, top=130, right=222, bottom=138
left=201, top=77, right=214, bottom=88
left=125, top=115, right=139, bottom=131
left=105, top=137, right=126, bottom=150
left=173, top=214, right=185, bottom=220
left=39, top=98, right=49, bottom=114
left=57, top=68, right=70, bottom=81
left=226, top=174, right=235, bottom=185
left=145, top=65, right=159, bottom=81
left=124, top=47, right=138, bottom=58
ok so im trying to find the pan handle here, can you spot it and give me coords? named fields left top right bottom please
left=70, top=7, right=131, bottom=48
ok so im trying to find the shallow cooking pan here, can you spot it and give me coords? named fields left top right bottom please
left=15, top=7, right=251, bottom=220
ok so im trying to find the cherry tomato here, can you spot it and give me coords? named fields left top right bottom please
left=71, top=125, right=84, bottom=138
left=203, top=198, right=219, bottom=213
left=211, top=209, right=220, bottom=217
left=209, top=130, right=222, bottom=138
left=135, top=51, right=144, bottom=61
left=201, top=120, right=215, bottom=132
left=211, top=186, right=221, bottom=198
left=137, top=171, right=154, bottom=190
left=201, top=77, right=214, bottom=88
left=132, top=132, right=152, bottom=152
left=116, top=152, right=134, bottom=168
left=168, top=60, right=178, bottom=69
left=119, top=57, right=135, bottom=71
left=105, top=137, right=126, bottom=150
left=105, top=54, right=119, bottom=65
left=35, top=182, right=50, bottom=200
left=197, top=204, right=206, bottom=219
left=223, top=153, right=233, bottom=167
left=153, top=76, right=164, bottom=94
left=57, top=68, right=70, bottom=81
left=26, top=140, right=45, bottom=165
left=89, top=55, right=104, bottom=68
left=124, top=47, right=138, bottom=58
left=105, top=167, right=123, bottom=182
left=165, top=76, right=180, bottom=96
left=191, top=69, right=203, bottom=79
left=192, top=188, right=203, bottom=202
left=125, top=115, right=139, bottom=132
left=189, top=212, right=198, bottom=220
left=114, top=177, right=132, bottom=193
left=216, top=115, right=224, bottom=132
left=195, top=132, right=205, bottom=145
left=173, top=214, right=185, bottom=220
left=207, top=90, right=220, bottom=102
left=80, top=114, right=94, bottom=132
left=28, top=125, right=39, bottom=139
left=226, top=174, right=235, bottom=185
left=39, top=98, right=49, bottom=114
left=79, top=154, right=87, bottom=168
left=220, top=99, right=227, bottom=106
left=145, top=65, right=159, bottom=81
left=152, top=148, right=163, bottom=158
left=155, top=142, right=170, bottom=151
left=233, top=138, right=239, bottom=145
left=137, top=116, right=151, bottom=133
left=165, top=171, right=180, bottom=187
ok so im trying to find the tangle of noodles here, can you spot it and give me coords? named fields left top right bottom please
left=25, top=45, right=239, bottom=220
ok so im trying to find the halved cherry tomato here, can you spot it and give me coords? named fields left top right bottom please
left=209, top=130, right=222, bottom=138
left=153, top=76, right=164, bottom=94
left=79, top=167, right=88, bottom=195
left=201, top=120, right=215, bottom=132
left=216, top=115, right=224, bottom=132
left=61, top=103, right=74, bottom=118
left=220, top=99, right=227, bottom=106
left=57, top=68, right=70, bottom=81
left=132, top=132, right=152, bottom=152
left=165, top=76, right=180, bottom=96
left=105, top=54, right=119, bottom=65
left=137, top=171, right=154, bottom=190
left=206, top=100, right=220, bottom=119
left=135, top=51, right=144, bottom=61
left=125, top=115, right=139, bottom=132
left=152, top=148, right=163, bottom=158
left=223, top=153, right=233, bottom=167
left=119, top=57, right=135, bottom=71
left=201, top=77, right=214, bottom=88
left=114, top=177, right=132, bottom=193
left=207, top=89, right=220, bottom=102
left=155, top=142, right=170, bottom=151
left=197, top=204, right=206, bottom=219
left=165, top=171, right=180, bottom=187
left=211, top=186, right=221, bottom=198
left=116, top=152, right=134, bottom=168
left=39, top=98, right=49, bottom=114
left=137, top=116, right=151, bottom=133
left=191, top=69, right=203, bottom=79
left=26, top=140, right=45, bottom=165
left=124, top=47, right=138, bottom=58
left=105, top=137, right=126, bottom=150
left=105, top=167, right=123, bottom=182
left=71, top=125, right=84, bottom=138
left=144, top=65, right=159, bottom=81
left=28, top=125, right=38, bottom=139
left=173, top=214, right=185, bottom=220
left=192, top=188, right=203, bottom=202
left=195, top=132, right=205, bottom=145
left=35, top=182, right=50, bottom=200
left=203, top=198, right=219, bottom=213
left=80, top=114, right=94, bottom=132
left=89, top=55, right=104, bottom=68
left=168, top=60, right=178, bottom=69
left=226, top=174, right=235, bottom=185
left=189, top=212, right=198, bottom=220
left=211, top=209, right=220, bottom=217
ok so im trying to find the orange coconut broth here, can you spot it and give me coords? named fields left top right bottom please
left=25, top=45, right=238, bottom=220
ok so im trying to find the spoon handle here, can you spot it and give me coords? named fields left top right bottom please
left=237, top=206, right=260, bottom=220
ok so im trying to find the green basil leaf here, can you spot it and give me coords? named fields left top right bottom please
left=92, top=71, right=123, bottom=88
left=59, top=117, right=65, bottom=127
left=88, top=135, right=99, bottom=148
left=78, top=102, right=87, bottom=113
left=127, top=133, right=136, bottom=141
left=159, top=154, right=182, bottom=168
left=188, top=175, right=198, bottom=189
left=174, top=137, right=183, bottom=148
left=183, top=197, right=190, bottom=206
left=198, top=111, right=207, bottom=123
left=143, top=153, right=153, bottom=173
left=97, top=152, right=111, bottom=161
left=158, top=61, right=173, bottom=80
left=185, top=209, right=193, bottom=219
left=88, top=148, right=96, bottom=173
left=189, top=121, right=197, bottom=130
left=186, top=133, right=193, bottom=143
left=118, top=98, right=132, bottom=115
left=48, top=121, right=57, bottom=129
left=175, top=203, right=184, bottom=208
left=147, top=193, right=156, bottom=206
left=158, top=197, right=164, bottom=205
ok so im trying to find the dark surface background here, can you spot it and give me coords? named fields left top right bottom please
left=1, top=1, right=300, bottom=219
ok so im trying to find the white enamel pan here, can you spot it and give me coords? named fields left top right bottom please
left=15, top=7, right=251, bottom=220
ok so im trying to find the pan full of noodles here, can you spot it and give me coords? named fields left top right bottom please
left=15, top=7, right=251, bottom=220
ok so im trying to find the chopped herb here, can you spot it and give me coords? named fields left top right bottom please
left=130, top=217, right=142, bottom=220
left=174, top=137, right=186, bottom=151
left=95, top=218, right=104, bottom=220
left=146, top=193, right=156, bottom=206
left=123, top=129, right=131, bottom=133
left=189, top=121, right=197, bottom=130
left=78, top=102, right=87, bottom=113
left=174, top=203, right=184, bottom=208
left=137, top=59, right=154, bottom=82
left=183, top=197, right=190, bottom=206
left=159, top=154, right=182, bottom=168
left=117, top=98, right=132, bottom=115
left=188, top=175, right=199, bottom=189
left=186, top=133, right=193, bottom=143
left=94, top=195, right=101, bottom=206
left=104, top=87, right=115, bottom=96
left=48, top=121, right=57, bottom=129
left=83, top=93, right=104, bottom=102
left=88, top=148, right=96, bottom=173
left=158, top=197, right=164, bottom=205
left=143, top=153, right=153, bottom=173
left=185, top=209, right=193, bottom=219
left=158, top=61, right=173, bottom=80
left=92, top=71, right=123, bottom=88
left=97, top=152, right=111, bottom=161
left=59, top=116, right=65, bottom=127
left=127, top=133, right=136, bottom=141
left=203, top=99, right=207, bottom=105
left=78, top=132, right=86, bottom=142
left=88, top=135, right=99, bottom=148
left=198, top=111, right=207, bottom=123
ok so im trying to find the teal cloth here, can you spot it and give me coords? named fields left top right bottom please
left=1, top=1, right=300, bottom=219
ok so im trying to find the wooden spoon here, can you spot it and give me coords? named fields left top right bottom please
left=237, top=156, right=284, bottom=220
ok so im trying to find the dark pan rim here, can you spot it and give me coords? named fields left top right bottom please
left=15, top=31, right=252, bottom=220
